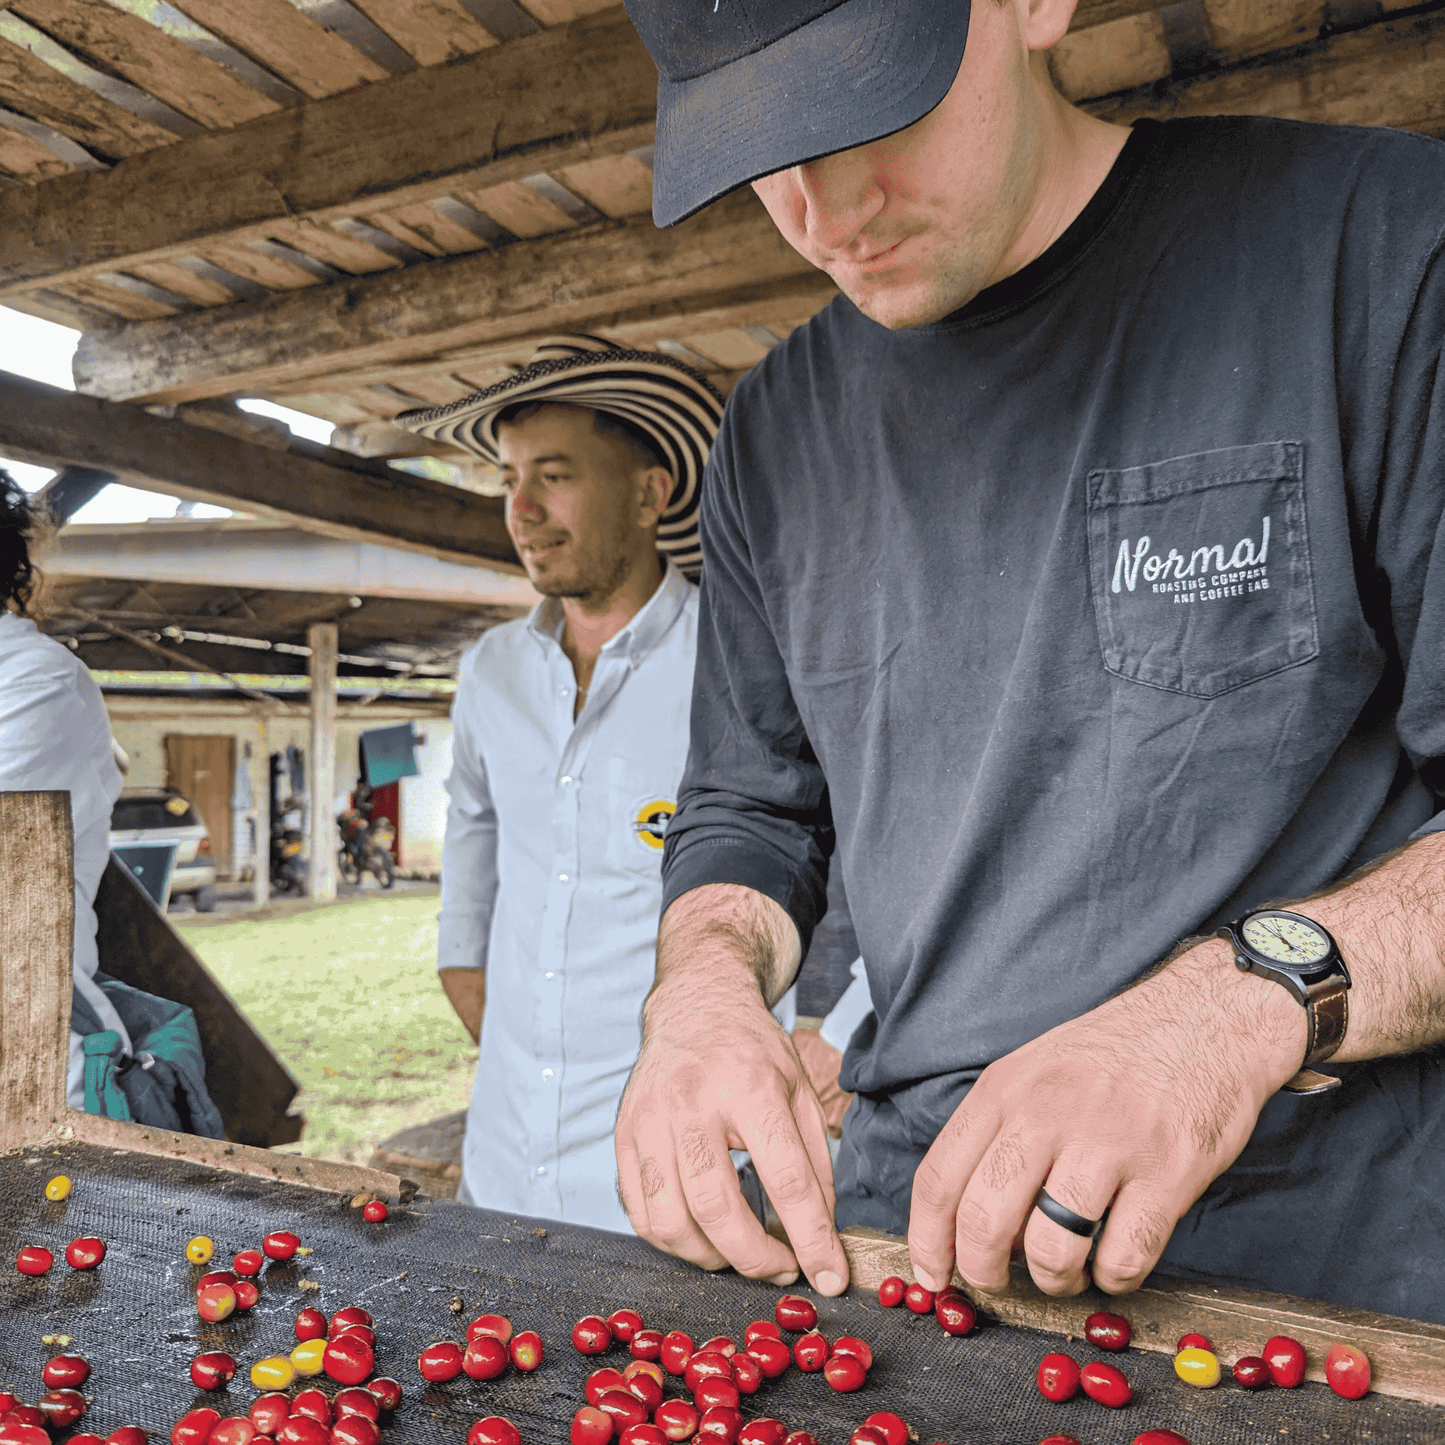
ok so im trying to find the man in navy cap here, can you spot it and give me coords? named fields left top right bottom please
left=614, top=0, right=1445, bottom=1321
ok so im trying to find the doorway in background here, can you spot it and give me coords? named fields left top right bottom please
left=165, top=734, right=236, bottom=876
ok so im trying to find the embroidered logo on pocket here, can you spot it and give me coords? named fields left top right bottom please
left=1086, top=442, right=1318, bottom=698
left=630, top=797, right=675, bottom=853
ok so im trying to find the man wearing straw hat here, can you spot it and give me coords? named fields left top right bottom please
left=401, top=337, right=863, bottom=1226
left=611, top=0, right=1445, bottom=1320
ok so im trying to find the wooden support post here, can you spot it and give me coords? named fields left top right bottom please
left=0, top=791, right=73, bottom=1150
left=252, top=715, right=270, bottom=909
left=307, top=624, right=338, bottom=902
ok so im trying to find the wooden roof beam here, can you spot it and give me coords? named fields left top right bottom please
left=0, top=371, right=520, bottom=571
left=0, top=8, right=656, bottom=298
left=73, top=189, right=835, bottom=403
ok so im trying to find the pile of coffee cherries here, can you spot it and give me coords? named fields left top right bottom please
left=414, top=1308, right=545, bottom=1445
left=0, top=1356, right=119, bottom=1445
left=1170, top=1329, right=1370, bottom=1400
left=559, top=1292, right=892, bottom=1445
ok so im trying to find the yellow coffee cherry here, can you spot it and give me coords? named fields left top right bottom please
left=44, top=1175, right=72, bottom=1201
left=250, top=1356, right=296, bottom=1390
left=1175, top=1346, right=1222, bottom=1388
left=290, top=1339, right=327, bottom=1376
left=185, top=1236, right=215, bottom=1265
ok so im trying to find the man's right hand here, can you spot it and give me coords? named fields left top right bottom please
left=614, top=884, right=850, bottom=1295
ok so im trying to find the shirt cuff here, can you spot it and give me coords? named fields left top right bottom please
left=819, top=960, right=874, bottom=1052
left=660, top=836, right=823, bottom=959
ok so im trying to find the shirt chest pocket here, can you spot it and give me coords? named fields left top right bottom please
left=606, top=755, right=675, bottom=876
left=1085, top=441, right=1319, bottom=699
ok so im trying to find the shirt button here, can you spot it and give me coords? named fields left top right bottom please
left=560, top=775, right=573, bottom=785
left=558, top=873, right=568, bottom=882
left=541, top=1068, right=554, bottom=1080
left=544, top=971, right=555, bottom=980
left=536, top=1165, right=547, bottom=1176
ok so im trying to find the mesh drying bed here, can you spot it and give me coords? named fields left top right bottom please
left=1, top=1144, right=1438, bottom=1445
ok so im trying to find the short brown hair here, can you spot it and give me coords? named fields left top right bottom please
left=0, top=470, right=39, bottom=616
left=495, top=400, right=672, bottom=482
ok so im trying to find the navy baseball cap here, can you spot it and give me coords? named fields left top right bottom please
left=624, top=0, right=972, bottom=226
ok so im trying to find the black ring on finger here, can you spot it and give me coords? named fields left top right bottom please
left=1035, top=1187, right=1103, bottom=1239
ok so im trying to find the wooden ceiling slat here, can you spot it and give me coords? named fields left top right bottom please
left=1, top=286, right=111, bottom=331
left=0, top=12, right=656, bottom=296
left=676, top=328, right=773, bottom=370
left=57, top=275, right=182, bottom=321
left=0, top=122, right=74, bottom=183
left=517, top=0, right=622, bottom=20
left=1071, top=0, right=1167, bottom=31
left=167, top=0, right=389, bottom=99
left=73, top=189, right=835, bottom=403
left=387, top=374, right=477, bottom=405
left=194, top=240, right=324, bottom=292
left=7, top=0, right=279, bottom=129
left=0, top=34, right=177, bottom=158
left=266, top=218, right=408, bottom=275
left=369, top=201, right=492, bottom=256
left=125, top=258, right=242, bottom=307
left=460, top=177, right=580, bottom=237
left=350, top=0, right=500, bottom=63
left=555, top=152, right=654, bottom=218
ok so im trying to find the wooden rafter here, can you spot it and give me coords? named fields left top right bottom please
left=72, top=189, right=834, bottom=403
left=0, top=371, right=519, bottom=571
left=0, top=9, right=657, bottom=298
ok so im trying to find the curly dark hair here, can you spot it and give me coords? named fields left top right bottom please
left=1, top=468, right=39, bottom=615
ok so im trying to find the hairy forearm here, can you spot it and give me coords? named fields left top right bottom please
left=650, top=883, right=802, bottom=1018
left=1296, top=829, right=1445, bottom=1059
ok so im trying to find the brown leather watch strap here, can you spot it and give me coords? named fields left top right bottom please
left=1282, top=974, right=1349, bottom=1093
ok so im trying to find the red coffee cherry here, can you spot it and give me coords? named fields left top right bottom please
left=737, top=1424, right=787, bottom=1445
left=334, top=1324, right=374, bottom=1349
left=585, top=1367, right=627, bottom=1405
left=418, top=1341, right=464, bottom=1383
left=1, top=1428, right=53, bottom=1445
left=1325, top=1343, right=1371, bottom=1400
left=698, top=1336, right=737, bottom=1358
left=262, top=1231, right=301, bottom=1261
left=848, top=1430, right=888, bottom=1445
left=232, top=1279, right=259, bottom=1312
left=684, top=1352, right=733, bottom=1392
left=65, top=1237, right=106, bottom=1270
left=1036, top=1352, right=1081, bottom=1403
left=39, top=1390, right=87, bottom=1430
left=467, top=1420, right=521, bottom=1445
left=329, top=1307, right=372, bottom=1335
left=743, top=1320, right=781, bottom=1343
left=42, top=1355, right=91, bottom=1389
left=697, top=1408, right=744, bottom=1442
left=275, top=1422, right=327, bottom=1445
left=232, top=1250, right=263, bottom=1278
left=831, top=1335, right=873, bottom=1369
left=363, top=1379, right=402, bottom=1413
left=196, top=1282, right=236, bottom=1322
left=1084, top=1311, right=1132, bottom=1351
left=1232, top=1355, right=1270, bottom=1389
left=190, top=1351, right=238, bottom=1390
left=323, top=1334, right=373, bottom=1385
left=784, top=1435, right=821, bottom=1445
left=509, top=1330, right=543, bottom=1372
left=653, top=1400, right=700, bottom=1441
left=1177, top=1333, right=1212, bottom=1352
left=691, top=1376, right=740, bottom=1413
left=467, top=1313, right=513, bottom=1345
left=570, top=1408, right=611, bottom=1445
left=619, top=1427, right=667, bottom=1445
left=903, top=1281, right=935, bottom=1314
left=629, top=1328, right=664, bottom=1361
left=860, top=1415, right=910, bottom=1445
left=172, top=1411, right=222, bottom=1445
left=462, top=1337, right=507, bottom=1381
left=729, top=1353, right=763, bottom=1394
left=196, top=1271, right=238, bottom=1293
left=1263, top=1335, right=1307, bottom=1388
left=935, top=1291, right=976, bottom=1337
left=823, top=1353, right=868, bottom=1392
left=573, top=1316, right=615, bottom=1355
left=625, top=1370, right=663, bottom=1411
left=660, top=1330, right=694, bottom=1375
left=291, top=1390, right=331, bottom=1427
left=774, top=1294, right=817, bottom=1332
left=606, top=1309, right=644, bottom=1343
left=598, top=1390, right=648, bottom=1429
left=361, top=1200, right=388, bottom=1223
left=249, top=1395, right=291, bottom=1435
left=15, top=1246, right=54, bottom=1276
left=295, top=1308, right=327, bottom=1342
left=1080, top=1360, right=1133, bottom=1408
left=332, top=1419, right=380, bottom=1445
left=332, top=1391, right=379, bottom=1423
left=1131, top=1433, right=1192, bottom=1445
left=877, top=1276, right=906, bottom=1307
left=792, top=1331, right=830, bottom=1372
left=743, top=1337, right=791, bottom=1379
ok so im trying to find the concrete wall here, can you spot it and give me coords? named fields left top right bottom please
left=103, top=695, right=453, bottom=877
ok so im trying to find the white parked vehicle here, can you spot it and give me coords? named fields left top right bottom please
left=109, top=787, right=218, bottom=912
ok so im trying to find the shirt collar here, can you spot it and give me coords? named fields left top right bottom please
left=525, top=557, right=693, bottom=666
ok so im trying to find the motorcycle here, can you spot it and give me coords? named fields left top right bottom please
left=337, top=800, right=395, bottom=889
left=269, top=797, right=307, bottom=896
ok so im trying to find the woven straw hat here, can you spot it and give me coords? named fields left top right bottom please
left=397, top=336, right=725, bottom=578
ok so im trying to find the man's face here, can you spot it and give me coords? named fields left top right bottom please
left=497, top=404, right=659, bottom=600
left=751, top=0, right=1045, bottom=329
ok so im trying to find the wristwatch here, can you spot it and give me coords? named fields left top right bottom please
left=1217, top=909, right=1351, bottom=1095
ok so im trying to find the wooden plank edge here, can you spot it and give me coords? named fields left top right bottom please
left=840, top=1227, right=1445, bottom=1407
left=5, top=1109, right=412, bottom=1202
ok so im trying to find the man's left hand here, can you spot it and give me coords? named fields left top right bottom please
left=907, top=938, right=1307, bottom=1298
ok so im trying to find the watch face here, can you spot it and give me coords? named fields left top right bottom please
left=1241, top=912, right=1331, bottom=968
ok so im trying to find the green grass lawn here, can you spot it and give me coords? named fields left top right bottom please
left=177, top=893, right=476, bottom=1165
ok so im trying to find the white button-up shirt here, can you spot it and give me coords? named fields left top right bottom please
left=0, top=612, right=130, bottom=1102
left=441, top=562, right=715, bottom=1231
